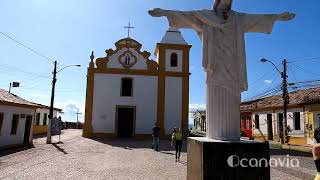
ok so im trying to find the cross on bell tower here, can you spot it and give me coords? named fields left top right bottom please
left=124, top=22, right=134, bottom=38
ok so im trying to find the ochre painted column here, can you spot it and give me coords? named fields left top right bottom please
left=83, top=54, right=95, bottom=138
left=156, top=46, right=166, bottom=137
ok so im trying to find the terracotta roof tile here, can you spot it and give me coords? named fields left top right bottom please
left=0, top=88, right=40, bottom=108
left=241, top=87, right=320, bottom=111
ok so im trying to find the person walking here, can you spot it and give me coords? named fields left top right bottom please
left=313, top=127, right=320, bottom=180
left=171, top=128, right=183, bottom=162
left=152, top=123, right=160, bottom=151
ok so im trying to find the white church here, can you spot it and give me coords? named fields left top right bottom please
left=83, top=29, right=191, bottom=138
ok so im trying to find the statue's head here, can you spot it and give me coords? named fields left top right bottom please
left=213, top=0, right=233, bottom=10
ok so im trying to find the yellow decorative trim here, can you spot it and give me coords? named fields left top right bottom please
left=181, top=48, right=190, bottom=131
left=83, top=67, right=95, bottom=138
left=156, top=46, right=166, bottom=137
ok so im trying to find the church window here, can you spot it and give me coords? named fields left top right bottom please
left=11, top=114, right=19, bottom=135
left=121, top=78, right=133, bottom=97
left=170, top=53, right=178, bottom=67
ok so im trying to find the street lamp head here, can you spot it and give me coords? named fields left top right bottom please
left=260, top=58, right=268, bottom=63
left=75, top=65, right=81, bottom=67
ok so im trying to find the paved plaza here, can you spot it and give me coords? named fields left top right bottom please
left=0, top=130, right=317, bottom=180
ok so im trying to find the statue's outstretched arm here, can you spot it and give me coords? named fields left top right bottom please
left=148, top=8, right=171, bottom=17
left=277, top=12, right=296, bottom=21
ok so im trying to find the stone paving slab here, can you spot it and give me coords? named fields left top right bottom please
left=0, top=129, right=318, bottom=180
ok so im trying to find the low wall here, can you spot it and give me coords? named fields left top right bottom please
left=33, top=125, right=48, bottom=135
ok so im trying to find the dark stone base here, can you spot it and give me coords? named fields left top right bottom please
left=187, top=137, right=270, bottom=180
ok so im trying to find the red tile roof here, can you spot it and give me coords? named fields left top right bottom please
left=241, top=87, right=320, bottom=111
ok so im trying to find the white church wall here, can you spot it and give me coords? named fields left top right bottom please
left=92, top=74, right=158, bottom=134
left=0, top=105, right=34, bottom=147
left=107, top=48, right=148, bottom=70
left=164, top=77, right=182, bottom=135
left=165, top=49, right=183, bottom=72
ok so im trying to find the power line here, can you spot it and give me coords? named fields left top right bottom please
left=0, top=64, right=50, bottom=79
left=0, top=31, right=55, bottom=64
left=291, top=63, right=320, bottom=77
left=289, top=56, right=320, bottom=63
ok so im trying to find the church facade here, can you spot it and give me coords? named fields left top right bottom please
left=83, top=30, right=191, bottom=138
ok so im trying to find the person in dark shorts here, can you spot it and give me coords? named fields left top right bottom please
left=171, top=127, right=183, bottom=162
left=152, top=123, right=161, bottom=151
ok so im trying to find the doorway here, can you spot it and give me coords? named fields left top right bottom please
left=23, top=115, right=33, bottom=144
left=267, top=114, right=273, bottom=140
left=278, top=113, right=284, bottom=142
left=116, top=106, right=135, bottom=138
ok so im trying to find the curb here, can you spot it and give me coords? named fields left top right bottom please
left=269, top=142, right=312, bottom=154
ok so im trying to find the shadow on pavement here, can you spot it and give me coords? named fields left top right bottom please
left=91, top=138, right=187, bottom=152
left=52, top=143, right=67, bottom=154
left=270, top=148, right=312, bottom=157
left=0, top=144, right=35, bottom=157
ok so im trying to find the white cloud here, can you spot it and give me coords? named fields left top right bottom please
left=264, top=80, right=273, bottom=84
left=54, top=100, right=85, bottom=123
left=189, top=103, right=206, bottom=112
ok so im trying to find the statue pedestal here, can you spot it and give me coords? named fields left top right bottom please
left=187, top=137, right=270, bottom=180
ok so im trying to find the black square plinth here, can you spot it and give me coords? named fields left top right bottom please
left=187, top=137, right=270, bottom=180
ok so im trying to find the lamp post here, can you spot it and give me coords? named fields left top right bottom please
left=46, top=61, right=81, bottom=144
left=260, top=58, right=288, bottom=144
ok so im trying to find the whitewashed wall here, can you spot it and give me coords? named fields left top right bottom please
left=253, top=108, right=305, bottom=138
left=35, top=108, right=59, bottom=125
left=0, top=105, right=35, bottom=147
left=92, top=74, right=158, bottom=134
left=107, top=48, right=148, bottom=70
left=164, top=77, right=182, bottom=135
left=165, top=49, right=183, bottom=72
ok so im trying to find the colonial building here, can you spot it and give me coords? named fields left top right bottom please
left=33, top=105, right=62, bottom=135
left=193, top=110, right=206, bottom=132
left=241, top=87, right=320, bottom=145
left=0, top=89, right=39, bottom=149
left=83, top=30, right=191, bottom=138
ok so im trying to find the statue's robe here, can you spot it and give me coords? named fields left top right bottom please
left=164, top=9, right=278, bottom=140
left=166, top=10, right=277, bottom=93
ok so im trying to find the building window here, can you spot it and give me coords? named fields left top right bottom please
left=121, top=78, right=133, bottom=97
left=255, top=114, right=260, bottom=129
left=35, top=113, right=40, bottom=125
left=0, top=113, right=3, bottom=134
left=43, top=113, right=48, bottom=125
left=294, top=112, right=301, bottom=130
left=11, top=114, right=19, bottom=135
left=170, top=53, right=178, bottom=67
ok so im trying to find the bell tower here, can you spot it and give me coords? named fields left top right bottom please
left=155, top=28, right=192, bottom=136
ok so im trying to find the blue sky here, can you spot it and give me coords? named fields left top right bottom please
left=0, top=0, right=319, bottom=123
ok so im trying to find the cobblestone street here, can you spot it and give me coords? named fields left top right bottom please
left=0, top=130, right=317, bottom=180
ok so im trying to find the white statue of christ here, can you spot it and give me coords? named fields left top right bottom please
left=149, top=0, right=295, bottom=141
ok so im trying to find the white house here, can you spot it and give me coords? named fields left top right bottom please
left=241, top=87, right=320, bottom=145
left=33, top=105, right=62, bottom=135
left=0, top=88, right=40, bottom=149
left=83, top=30, right=191, bottom=138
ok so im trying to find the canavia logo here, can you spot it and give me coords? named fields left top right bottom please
left=227, top=155, right=299, bottom=168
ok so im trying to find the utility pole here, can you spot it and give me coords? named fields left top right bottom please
left=47, top=60, right=57, bottom=144
left=282, top=59, right=289, bottom=144
left=75, top=109, right=82, bottom=129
